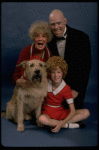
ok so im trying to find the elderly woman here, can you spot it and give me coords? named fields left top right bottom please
left=13, top=20, right=53, bottom=88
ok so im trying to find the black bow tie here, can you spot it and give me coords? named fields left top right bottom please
left=57, top=37, right=66, bottom=40
left=56, top=31, right=67, bottom=40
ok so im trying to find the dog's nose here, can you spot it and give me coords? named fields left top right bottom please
left=35, top=70, right=40, bottom=75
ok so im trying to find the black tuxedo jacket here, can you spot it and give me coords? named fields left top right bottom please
left=48, top=25, right=91, bottom=93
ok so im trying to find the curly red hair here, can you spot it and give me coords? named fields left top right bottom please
left=46, top=56, right=68, bottom=78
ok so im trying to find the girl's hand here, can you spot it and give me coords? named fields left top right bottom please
left=51, top=121, right=63, bottom=133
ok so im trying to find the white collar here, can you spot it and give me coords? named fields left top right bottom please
left=48, top=79, right=66, bottom=95
left=61, top=27, right=67, bottom=38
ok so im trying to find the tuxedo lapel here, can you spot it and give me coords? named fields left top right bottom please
left=64, top=25, right=72, bottom=60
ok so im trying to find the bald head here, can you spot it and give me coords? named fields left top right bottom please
left=49, top=9, right=67, bottom=37
left=49, top=9, right=64, bottom=21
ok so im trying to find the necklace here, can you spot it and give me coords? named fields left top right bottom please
left=30, top=43, right=45, bottom=59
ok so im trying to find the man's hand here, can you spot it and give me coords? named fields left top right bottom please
left=16, top=76, right=34, bottom=88
left=71, top=90, right=79, bottom=99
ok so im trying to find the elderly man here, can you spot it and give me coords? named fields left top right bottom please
left=48, top=9, right=91, bottom=109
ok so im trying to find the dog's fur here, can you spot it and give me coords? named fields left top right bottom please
left=5, top=59, right=48, bottom=132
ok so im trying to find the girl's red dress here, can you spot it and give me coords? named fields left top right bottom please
left=41, top=80, right=73, bottom=120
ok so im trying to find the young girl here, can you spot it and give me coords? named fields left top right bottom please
left=39, top=56, right=90, bottom=133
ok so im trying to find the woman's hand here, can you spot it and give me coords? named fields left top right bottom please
left=16, top=76, right=34, bottom=88
left=71, top=90, right=79, bottom=99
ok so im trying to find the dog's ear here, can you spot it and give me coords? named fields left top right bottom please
left=16, top=60, right=28, bottom=68
left=44, top=63, right=51, bottom=70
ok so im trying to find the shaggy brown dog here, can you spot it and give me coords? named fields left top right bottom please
left=5, top=59, right=48, bottom=132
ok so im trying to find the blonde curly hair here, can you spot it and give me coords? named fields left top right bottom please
left=28, top=20, right=53, bottom=43
left=46, top=56, right=68, bottom=78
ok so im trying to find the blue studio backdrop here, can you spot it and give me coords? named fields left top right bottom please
left=1, top=2, right=98, bottom=88
left=1, top=2, right=98, bottom=147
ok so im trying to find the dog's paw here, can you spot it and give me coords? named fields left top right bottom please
left=36, top=119, right=44, bottom=127
left=17, top=124, right=24, bottom=132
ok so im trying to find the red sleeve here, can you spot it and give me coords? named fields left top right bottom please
left=13, top=44, right=31, bottom=85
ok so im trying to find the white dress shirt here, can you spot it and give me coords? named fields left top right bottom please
left=57, top=27, right=67, bottom=59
